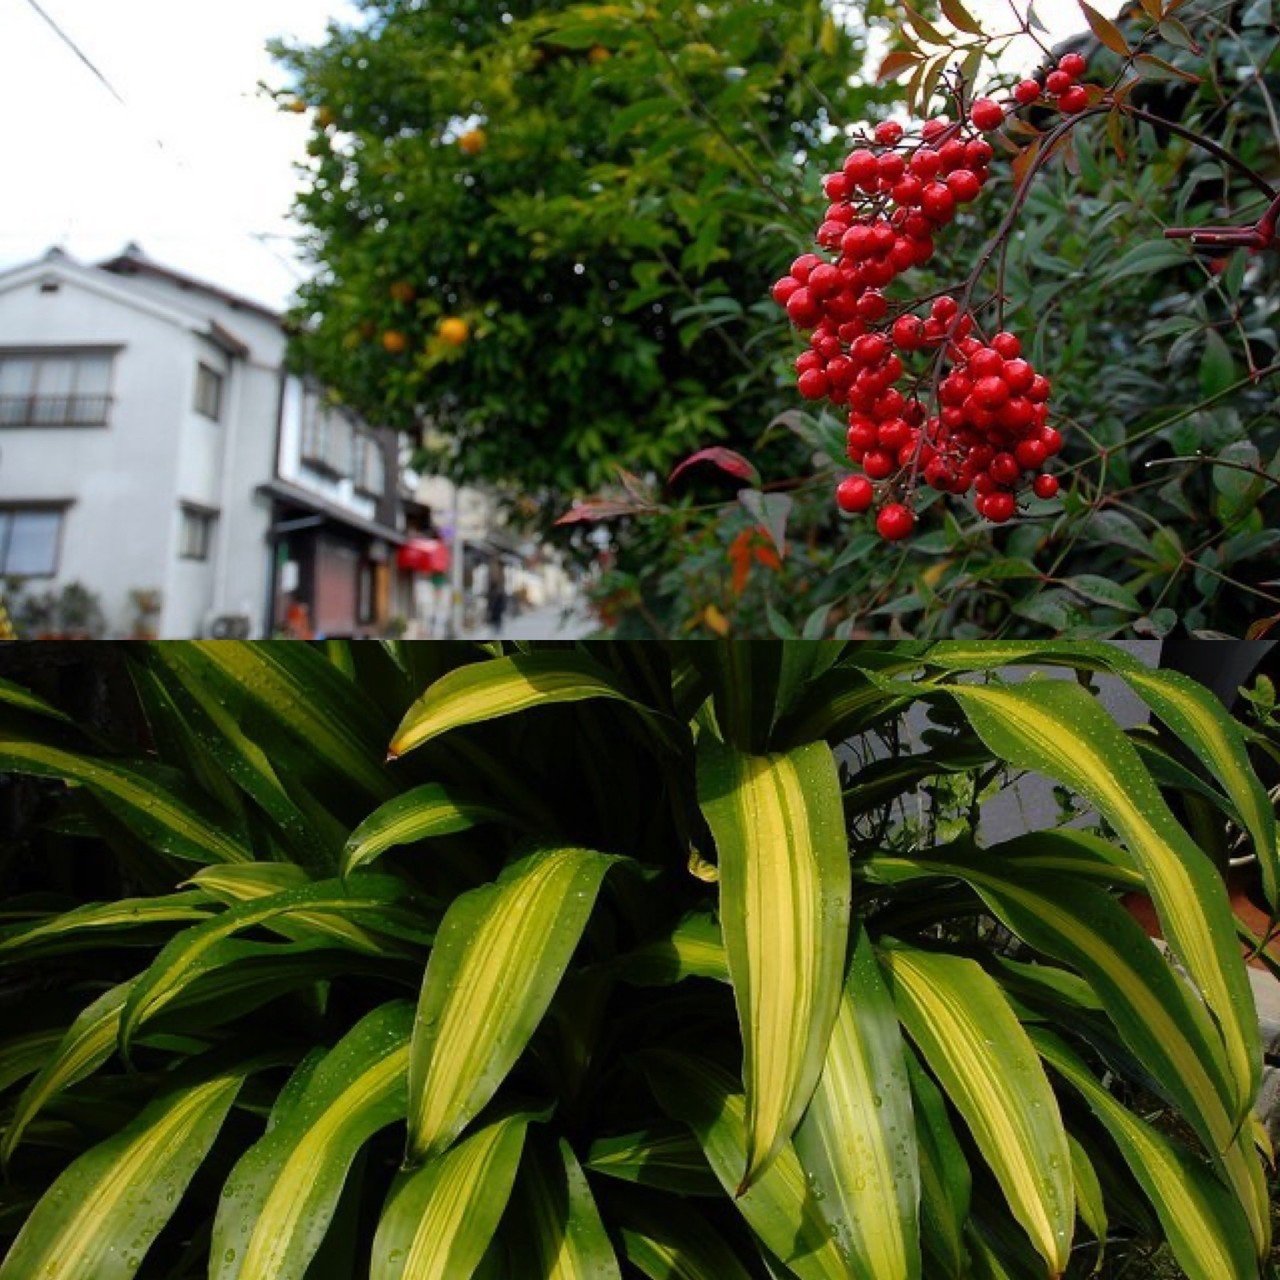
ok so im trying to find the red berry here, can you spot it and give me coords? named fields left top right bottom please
left=878, top=417, right=911, bottom=450
left=970, top=97, right=1006, bottom=131
left=852, top=333, right=891, bottom=365
left=910, top=148, right=942, bottom=180
left=878, top=151, right=906, bottom=183
left=772, top=276, right=800, bottom=305
left=1058, top=53, right=1087, bottom=78
left=874, top=120, right=904, bottom=146
left=1016, top=439, right=1048, bottom=470
left=863, top=449, right=895, bottom=480
left=837, top=474, right=875, bottom=513
left=965, top=138, right=994, bottom=167
left=921, top=116, right=950, bottom=141
left=847, top=418, right=877, bottom=452
left=855, top=289, right=888, bottom=321
left=876, top=503, right=916, bottom=540
left=990, top=452, right=1020, bottom=485
left=983, top=492, right=1017, bottom=523
left=931, top=295, right=960, bottom=323
left=892, top=314, right=925, bottom=350
left=841, top=224, right=875, bottom=259
left=822, top=172, right=851, bottom=201
left=797, top=368, right=830, bottom=400
left=991, top=331, right=1022, bottom=359
left=786, top=288, right=820, bottom=327
left=1040, top=426, right=1064, bottom=454
left=947, top=169, right=982, bottom=203
left=1014, top=79, right=1042, bottom=105
left=921, top=183, right=955, bottom=222
left=844, top=148, right=880, bottom=189
left=891, top=174, right=924, bottom=206
left=1029, top=374, right=1052, bottom=402
left=973, top=376, right=1010, bottom=408
left=1058, top=86, right=1089, bottom=114
left=807, top=263, right=841, bottom=297
left=968, top=348, right=1003, bottom=378
left=1046, top=70, right=1073, bottom=95
left=816, top=220, right=845, bottom=247
left=1032, top=473, right=1060, bottom=500
left=790, top=254, right=822, bottom=282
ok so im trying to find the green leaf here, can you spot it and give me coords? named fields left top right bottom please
left=371, top=1112, right=530, bottom=1280
left=1105, top=240, right=1189, bottom=283
left=946, top=677, right=1262, bottom=1121
left=508, top=1137, right=622, bottom=1279
left=0, top=891, right=214, bottom=961
left=615, top=1196, right=756, bottom=1280
left=342, top=783, right=508, bottom=876
left=1199, top=330, right=1236, bottom=399
left=585, top=1124, right=720, bottom=1197
left=0, top=1071, right=244, bottom=1280
left=644, top=1052, right=849, bottom=1280
left=1033, top=1029, right=1259, bottom=1280
left=882, top=945, right=1074, bottom=1276
left=696, top=737, right=851, bottom=1190
left=612, top=913, right=731, bottom=987
left=1059, top=575, right=1143, bottom=612
left=406, top=847, right=618, bottom=1163
left=793, top=927, right=921, bottom=1280
left=1069, top=1134, right=1108, bottom=1264
left=210, top=1003, right=413, bottom=1280
left=389, top=651, right=641, bottom=758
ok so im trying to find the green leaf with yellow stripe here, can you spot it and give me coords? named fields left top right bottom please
left=585, top=1124, right=721, bottom=1197
left=946, top=677, right=1261, bottom=1122
left=793, top=927, right=920, bottom=1280
left=371, top=1112, right=531, bottom=1280
left=882, top=945, right=1074, bottom=1277
left=614, top=1196, right=757, bottom=1280
left=1032, top=1028, right=1258, bottom=1280
left=643, top=1051, right=851, bottom=1280
left=612, top=913, right=730, bottom=987
left=210, top=1002, right=413, bottom=1280
left=508, top=1136, right=621, bottom=1279
left=0, top=1071, right=244, bottom=1280
left=1068, top=1134, right=1108, bottom=1268
left=696, top=737, right=850, bottom=1191
left=905, top=1048, right=970, bottom=1280
left=389, top=652, right=639, bottom=759
left=343, top=783, right=508, bottom=876
left=406, top=847, right=618, bottom=1163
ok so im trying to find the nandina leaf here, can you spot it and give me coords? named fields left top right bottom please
left=877, top=50, right=922, bottom=83
left=668, top=447, right=761, bottom=490
left=1079, top=1, right=1132, bottom=55
left=556, top=499, right=650, bottom=525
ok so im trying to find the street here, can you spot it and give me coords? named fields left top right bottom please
left=464, top=601, right=598, bottom=641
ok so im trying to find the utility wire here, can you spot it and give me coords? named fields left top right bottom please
left=21, top=0, right=126, bottom=106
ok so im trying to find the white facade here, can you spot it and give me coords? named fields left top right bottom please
left=0, top=246, right=406, bottom=638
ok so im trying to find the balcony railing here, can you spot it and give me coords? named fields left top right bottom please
left=0, top=394, right=113, bottom=427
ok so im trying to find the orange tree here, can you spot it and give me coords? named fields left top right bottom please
left=272, top=0, right=897, bottom=499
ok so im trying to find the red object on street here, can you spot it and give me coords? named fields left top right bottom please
left=397, top=538, right=451, bottom=576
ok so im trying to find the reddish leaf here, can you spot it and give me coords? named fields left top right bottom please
left=556, top=500, right=647, bottom=526
left=1078, top=1, right=1131, bottom=56
left=877, top=50, right=922, bottom=83
left=668, top=447, right=761, bottom=491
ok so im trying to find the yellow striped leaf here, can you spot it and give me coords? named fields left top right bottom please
left=1032, top=1029, right=1258, bottom=1280
left=509, top=1136, right=622, bottom=1279
left=389, top=652, right=638, bottom=759
left=882, top=945, right=1074, bottom=1276
left=406, top=847, right=618, bottom=1163
left=794, top=927, right=920, bottom=1280
left=0, top=1071, right=243, bottom=1280
left=643, top=1051, right=850, bottom=1280
left=371, top=1113, right=530, bottom=1280
left=947, top=678, right=1261, bottom=1121
left=586, top=1124, right=721, bottom=1197
left=1068, top=1134, right=1108, bottom=1267
left=696, top=738, right=850, bottom=1190
left=211, top=1002, right=413, bottom=1280
left=612, top=913, right=730, bottom=987
left=343, top=783, right=508, bottom=876
left=615, top=1197, right=756, bottom=1280
left=0, top=890, right=213, bottom=960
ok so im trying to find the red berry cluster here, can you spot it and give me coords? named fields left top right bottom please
left=773, top=73, right=1082, bottom=538
left=1014, top=50, right=1090, bottom=114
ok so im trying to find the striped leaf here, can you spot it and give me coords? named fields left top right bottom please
left=643, top=1051, right=850, bottom=1280
left=1032, top=1029, right=1258, bottom=1280
left=210, top=1002, right=413, bottom=1280
left=0, top=890, right=214, bottom=960
left=0, top=1026, right=62, bottom=1097
left=2, top=982, right=134, bottom=1165
left=1068, top=1134, right=1108, bottom=1265
left=882, top=945, right=1074, bottom=1276
left=794, top=927, right=920, bottom=1280
left=947, top=678, right=1261, bottom=1121
left=613, top=913, right=730, bottom=987
left=0, top=1071, right=244, bottom=1280
left=343, top=783, right=508, bottom=876
left=120, top=876, right=420, bottom=1052
left=585, top=1124, right=721, bottom=1197
left=696, top=737, right=851, bottom=1190
left=0, top=674, right=73, bottom=723
left=888, top=846, right=1268, bottom=1254
left=0, top=736, right=251, bottom=865
left=389, top=652, right=639, bottom=759
left=904, top=1049, right=970, bottom=1280
left=615, top=1197, right=756, bottom=1280
left=371, top=1113, right=530, bottom=1280
left=509, top=1137, right=621, bottom=1279
left=406, top=847, right=618, bottom=1163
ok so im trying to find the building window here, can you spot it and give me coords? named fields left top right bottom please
left=299, top=389, right=355, bottom=477
left=355, top=434, right=386, bottom=497
left=0, top=350, right=113, bottom=427
left=194, top=363, right=224, bottom=421
left=300, top=389, right=329, bottom=469
left=179, top=506, right=217, bottom=561
left=0, top=506, right=64, bottom=577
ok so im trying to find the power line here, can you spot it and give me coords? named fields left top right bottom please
left=21, top=0, right=126, bottom=106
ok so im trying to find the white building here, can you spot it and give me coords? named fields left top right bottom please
left=0, top=245, right=411, bottom=638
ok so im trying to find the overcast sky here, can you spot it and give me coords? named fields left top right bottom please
left=0, top=0, right=1105, bottom=313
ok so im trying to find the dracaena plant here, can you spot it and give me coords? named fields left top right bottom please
left=0, top=640, right=1275, bottom=1280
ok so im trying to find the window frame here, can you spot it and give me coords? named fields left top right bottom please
left=178, top=503, right=218, bottom=563
left=0, top=346, right=117, bottom=428
left=0, top=503, right=68, bottom=578
left=194, top=362, right=225, bottom=422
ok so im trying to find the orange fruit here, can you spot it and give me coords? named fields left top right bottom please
left=458, top=128, right=488, bottom=156
left=389, top=281, right=416, bottom=305
left=437, top=317, right=470, bottom=347
left=382, top=330, right=409, bottom=355
left=588, top=45, right=612, bottom=64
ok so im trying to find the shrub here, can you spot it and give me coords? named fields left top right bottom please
left=0, top=640, right=1275, bottom=1279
